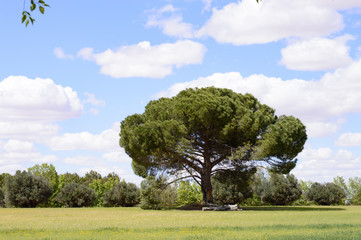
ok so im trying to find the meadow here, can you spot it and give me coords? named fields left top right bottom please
left=1, top=206, right=361, bottom=240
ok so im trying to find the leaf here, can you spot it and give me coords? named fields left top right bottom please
left=39, top=0, right=45, bottom=3
left=30, top=3, right=36, bottom=11
left=22, top=14, right=27, bottom=23
left=26, top=19, right=30, bottom=27
left=39, top=6, right=45, bottom=14
left=30, top=17, right=35, bottom=24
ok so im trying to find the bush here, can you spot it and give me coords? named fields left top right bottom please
left=4, top=170, right=52, bottom=207
left=139, top=176, right=177, bottom=210
left=176, top=181, right=202, bottom=206
left=56, top=183, right=97, bottom=207
left=306, top=182, right=346, bottom=205
left=0, top=188, right=4, bottom=208
left=103, top=180, right=140, bottom=207
left=261, top=173, right=302, bottom=205
left=212, top=167, right=255, bottom=205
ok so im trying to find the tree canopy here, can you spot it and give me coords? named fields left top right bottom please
left=120, top=87, right=307, bottom=203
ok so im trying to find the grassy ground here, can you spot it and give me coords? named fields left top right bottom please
left=0, top=206, right=361, bottom=239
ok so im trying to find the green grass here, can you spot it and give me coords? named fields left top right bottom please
left=0, top=206, right=361, bottom=239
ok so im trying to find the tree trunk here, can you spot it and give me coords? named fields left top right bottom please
left=201, top=160, right=213, bottom=204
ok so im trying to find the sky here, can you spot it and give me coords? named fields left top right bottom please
left=1, top=0, right=361, bottom=184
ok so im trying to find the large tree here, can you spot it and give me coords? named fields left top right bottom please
left=120, top=87, right=307, bottom=204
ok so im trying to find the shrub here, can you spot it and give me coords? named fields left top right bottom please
left=4, top=170, right=52, bottom=207
left=306, top=182, right=346, bottom=205
left=56, top=182, right=97, bottom=207
left=212, top=166, right=255, bottom=205
left=0, top=188, right=4, bottom=208
left=104, top=180, right=140, bottom=207
left=89, top=177, right=119, bottom=207
left=261, top=173, right=302, bottom=205
left=139, top=176, right=177, bottom=210
left=176, top=181, right=202, bottom=206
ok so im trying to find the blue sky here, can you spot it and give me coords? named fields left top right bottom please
left=1, top=0, right=361, bottom=184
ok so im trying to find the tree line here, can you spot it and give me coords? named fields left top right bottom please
left=0, top=163, right=360, bottom=209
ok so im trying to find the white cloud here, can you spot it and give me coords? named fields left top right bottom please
left=0, top=76, right=83, bottom=122
left=306, top=122, right=339, bottom=138
left=281, top=35, right=354, bottom=71
left=156, top=59, right=361, bottom=137
left=0, top=139, right=57, bottom=173
left=197, top=0, right=343, bottom=45
left=77, top=40, right=207, bottom=78
left=102, top=149, right=132, bottom=163
left=49, top=123, right=120, bottom=151
left=314, top=0, right=361, bottom=10
left=0, top=76, right=83, bottom=141
left=201, top=0, right=213, bottom=12
left=146, top=5, right=196, bottom=38
left=335, top=133, right=361, bottom=147
left=54, top=47, right=74, bottom=60
left=84, top=92, right=106, bottom=107
left=293, top=145, right=361, bottom=182
left=0, top=122, right=59, bottom=141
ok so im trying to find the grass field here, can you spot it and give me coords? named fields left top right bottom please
left=1, top=206, right=361, bottom=239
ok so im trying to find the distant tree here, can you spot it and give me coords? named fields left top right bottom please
left=28, top=163, right=60, bottom=207
left=89, top=177, right=119, bottom=206
left=103, top=180, right=140, bottom=207
left=4, top=170, right=52, bottom=207
left=261, top=173, right=302, bottom=205
left=348, top=177, right=361, bottom=205
left=176, top=180, right=202, bottom=206
left=58, top=172, right=81, bottom=190
left=81, top=170, right=102, bottom=186
left=139, top=176, right=177, bottom=209
left=212, top=165, right=255, bottom=205
left=306, top=182, right=346, bottom=205
left=120, top=87, right=307, bottom=204
left=0, top=188, right=4, bottom=208
left=56, top=183, right=97, bottom=207
left=0, top=173, right=11, bottom=188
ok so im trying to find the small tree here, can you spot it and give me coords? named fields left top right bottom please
left=4, top=170, right=52, bottom=207
left=103, top=180, right=140, bottom=207
left=348, top=177, right=361, bottom=205
left=139, top=176, right=177, bottom=209
left=28, top=163, right=59, bottom=206
left=176, top=181, right=202, bottom=206
left=0, top=188, right=4, bottom=208
left=212, top=166, right=255, bottom=205
left=56, top=183, right=97, bottom=207
left=89, top=177, right=119, bottom=207
left=306, top=182, right=346, bottom=205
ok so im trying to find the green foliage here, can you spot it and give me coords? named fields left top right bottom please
left=176, top=180, right=202, bottom=206
left=81, top=170, right=103, bottom=186
left=89, top=177, right=120, bottom=207
left=139, top=176, right=177, bottom=209
left=306, top=182, right=346, bottom=205
left=348, top=177, right=361, bottom=205
left=28, top=163, right=59, bottom=207
left=56, top=183, right=97, bottom=207
left=103, top=180, right=140, bottom=207
left=120, top=87, right=307, bottom=203
left=22, top=0, right=50, bottom=27
left=212, top=166, right=255, bottom=205
left=261, top=173, right=302, bottom=205
left=58, top=172, right=81, bottom=190
left=4, top=170, right=52, bottom=208
left=0, top=188, right=4, bottom=208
